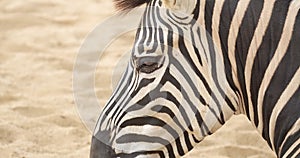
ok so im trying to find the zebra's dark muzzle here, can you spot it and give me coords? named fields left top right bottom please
left=90, top=135, right=116, bottom=158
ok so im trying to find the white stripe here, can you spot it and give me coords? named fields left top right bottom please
left=114, top=140, right=168, bottom=155
left=211, top=0, right=225, bottom=61
left=198, top=0, right=206, bottom=26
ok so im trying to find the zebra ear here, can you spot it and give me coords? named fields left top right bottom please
left=163, top=0, right=197, bottom=15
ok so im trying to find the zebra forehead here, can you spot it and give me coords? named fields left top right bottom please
left=114, top=0, right=151, bottom=11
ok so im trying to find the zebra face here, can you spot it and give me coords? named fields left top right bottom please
left=90, top=0, right=300, bottom=157
left=91, top=0, right=229, bottom=157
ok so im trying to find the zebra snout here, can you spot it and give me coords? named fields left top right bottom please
left=90, top=135, right=116, bottom=158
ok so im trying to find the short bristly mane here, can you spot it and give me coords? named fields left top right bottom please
left=114, top=0, right=150, bottom=11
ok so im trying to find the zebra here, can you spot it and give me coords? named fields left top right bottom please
left=90, top=0, right=300, bottom=157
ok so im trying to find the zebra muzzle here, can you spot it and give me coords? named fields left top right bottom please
left=90, top=135, right=116, bottom=158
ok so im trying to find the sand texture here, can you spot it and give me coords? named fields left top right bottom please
left=0, top=0, right=277, bottom=157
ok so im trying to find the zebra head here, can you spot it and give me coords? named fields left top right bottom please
left=91, top=0, right=238, bottom=157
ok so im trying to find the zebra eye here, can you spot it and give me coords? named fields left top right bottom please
left=138, top=62, right=160, bottom=73
left=134, top=56, right=165, bottom=73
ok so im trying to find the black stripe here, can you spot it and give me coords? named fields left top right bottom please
left=274, top=88, right=300, bottom=154
left=190, top=28, right=203, bottom=66
left=158, top=27, right=165, bottom=49
left=146, top=6, right=153, bottom=46
left=130, top=78, right=155, bottom=97
left=166, top=10, right=187, bottom=25
left=102, top=67, right=131, bottom=115
left=195, top=111, right=211, bottom=135
left=195, top=27, right=209, bottom=63
left=155, top=6, right=174, bottom=53
left=263, top=44, right=299, bottom=150
left=113, top=82, right=139, bottom=126
left=161, top=71, right=196, bottom=132
left=192, top=134, right=201, bottom=143
left=175, top=137, right=185, bottom=156
left=99, top=69, right=134, bottom=128
left=204, top=0, right=215, bottom=36
left=262, top=2, right=299, bottom=147
left=285, top=142, right=300, bottom=158
left=235, top=0, right=264, bottom=119
left=151, top=105, right=186, bottom=132
left=170, top=53, right=207, bottom=106
left=218, top=0, right=240, bottom=109
left=117, top=86, right=166, bottom=127
left=114, top=72, right=140, bottom=126
left=168, top=56, right=224, bottom=128
left=280, top=130, right=300, bottom=158
left=192, top=0, right=200, bottom=22
left=176, top=31, right=226, bottom=124
left=119, top=116, right=179, bottom=157
left=204, top=0, right=237, bottom=122
left=183, top=131, right=193, bottom=152
left=152, top=106, right=191, bottom=156
left=136, top=6, right=149, bottom=52
left=251, top=0, right=290, bottom=128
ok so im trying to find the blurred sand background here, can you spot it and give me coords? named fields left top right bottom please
left=0, top=0, right=277, bottom=157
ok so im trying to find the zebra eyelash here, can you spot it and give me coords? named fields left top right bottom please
left=135, top=56, right=166, bottom=74
left=114, top=0, right=151, bottom=11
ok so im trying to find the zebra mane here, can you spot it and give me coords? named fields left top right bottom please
left=114, top=0, right=150, bottom=11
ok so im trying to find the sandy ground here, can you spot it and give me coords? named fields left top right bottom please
left=0, top=0, right=277, bottom=157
